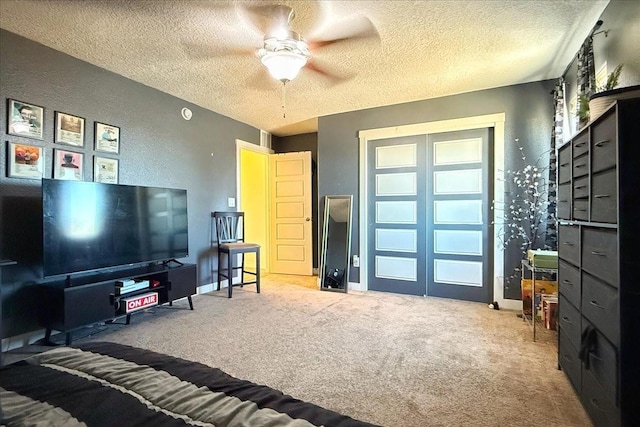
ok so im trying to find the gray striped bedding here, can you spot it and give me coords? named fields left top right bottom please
left=0, top=341, right=378, bottom=427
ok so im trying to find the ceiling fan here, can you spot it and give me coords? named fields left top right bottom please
left=186, top=2, right=379, bottom=86
left=246, top=3, right=379, bottom=84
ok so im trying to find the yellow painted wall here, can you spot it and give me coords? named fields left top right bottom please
left=240, top=148, right=269, bottom=270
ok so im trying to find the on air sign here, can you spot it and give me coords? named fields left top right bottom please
left=123, top=292, right=158, bottom=313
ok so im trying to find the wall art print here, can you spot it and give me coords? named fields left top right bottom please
left=7, top=99, right=44, bottom=140
left=94, top=155, right=118, bottom=184
left=53, top=148, right=83, bottom=181
left=94, top=122, right=120, bottom=154
left=55, top=111, right=85, bottom=147
left=7, top=141, right=44, bottom=179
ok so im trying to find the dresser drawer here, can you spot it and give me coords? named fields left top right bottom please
left=591, top=168, right=617, bottom=224
left=582, top=273, right=619, bottom=346
left=582, top=228, right=618, bottom=287
left=558, top=144, right=572, bottom=184
left=573, top=176, right=589, bottom=198
left=573, top=199, right=589, bottom=221
left=573, top=132, right=589, bottom=158
left=591, top=111, right=617, bottom=174
left=559, top=295, right=581, bottom=349
left=557, top=183, right=571, bottom=220
left=582, top=368, right=620, bottom=427
left=582, top=322, right=618, bottom=404
left=572, top=154, right=589, bottom=178
left=558, top=260, right=580, bottom=308
left=558, top=329, right=581, bottom=392
left=558, top=225, right=580, bottom=266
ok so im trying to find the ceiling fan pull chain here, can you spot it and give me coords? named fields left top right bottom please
left=281, top=82, right=287, bottom=118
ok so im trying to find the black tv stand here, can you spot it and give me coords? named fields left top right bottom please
left=39, top=263, right=197, bottom=345
left=162, top=259, right=184, bottom=267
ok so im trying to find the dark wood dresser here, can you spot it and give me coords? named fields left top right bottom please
left=556, top=97, right=640, bottom=427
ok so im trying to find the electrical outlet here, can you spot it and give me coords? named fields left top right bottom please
left=352, top=255, right=360, bottom=267
left=228, top=197, right=235, bottom=208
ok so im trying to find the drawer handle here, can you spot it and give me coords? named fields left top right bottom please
left=574, top=164, right=586, bottom=168
left=559, top=199, right=569, bottom=203
left=574, top=185, right=586, bottom=189
left=574, top=208, right=587, bottom=212
left=562, top=279, right=573, bottom=286
left=591, top=251, right=606, bottom=256
left=560, top=162, right=569, bottom=167
left=561, top=316, right=573, bottom=324
left=594, top=139, right=610, bottom=147
left=590, top=398, right=606, bottom=413
left=594, top=194, right=611, bottom=199
left=562, top=354, right=573, bottom=362
left=589, top=300, right=605, bottom=309
left=575, top=141, right=586, bottom=147
left=562, top=242, right=574, bottom=246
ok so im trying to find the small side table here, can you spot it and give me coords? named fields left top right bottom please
left=0, top=259, right=17, bottom=366
left=521, top=259, right=557, bottom=341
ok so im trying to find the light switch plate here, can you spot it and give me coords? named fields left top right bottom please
left=228, top=197, right=235, bottom=208
left=352, top=255, right=360, bottom=267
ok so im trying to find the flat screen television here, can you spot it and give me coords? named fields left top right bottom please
left=43, top=179, right=189, bottom=277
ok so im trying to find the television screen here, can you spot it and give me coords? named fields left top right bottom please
left=43, top=179, right=189, bottom=277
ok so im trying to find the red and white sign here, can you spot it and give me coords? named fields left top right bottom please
left=122, top=292, right=158, bottom=313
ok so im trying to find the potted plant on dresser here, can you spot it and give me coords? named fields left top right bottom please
left=584, top=64, right=640, bottom=122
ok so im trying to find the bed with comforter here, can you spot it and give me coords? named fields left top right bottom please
left=0, top=341, right=378, bottom=426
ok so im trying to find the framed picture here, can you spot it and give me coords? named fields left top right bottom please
left=7, top=142, right=44, bottom=179
left=55, top=111, right=85, bottom=147
left=94, top=122, right=120, bottom=154
left=7, top=99, right=44, bottom=140
left=94, top=156, right=119, bottom=184
left=53, top=149, right=83, bottom=181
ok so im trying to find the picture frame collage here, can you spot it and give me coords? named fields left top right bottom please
left=5, top=98, right=120, bottom=183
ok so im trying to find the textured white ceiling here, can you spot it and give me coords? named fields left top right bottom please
left=0, top=0, right=609, bottom=136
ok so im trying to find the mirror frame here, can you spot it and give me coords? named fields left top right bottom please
left=319, top=195, right=353, bottom=293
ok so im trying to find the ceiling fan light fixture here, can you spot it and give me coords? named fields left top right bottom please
left=260, top=50, right=308, bottom=82
left=258, top=30, right=310, bottom=83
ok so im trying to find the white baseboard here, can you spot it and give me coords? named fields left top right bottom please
left=198, top=277, right=246, bottom=295
left=347, top=281, right=364, bottom=292
left=197, top=282, right=217, bottom=294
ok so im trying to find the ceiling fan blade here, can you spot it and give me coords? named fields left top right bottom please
left=305, top=60, right=354, bottom=85
left=238, top=4, right=295, bottom=36
left=308, top=14, right=379, bottom=51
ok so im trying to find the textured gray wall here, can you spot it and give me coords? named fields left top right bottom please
left=318, top=81, right=556, bottom=299
left=592, top=0, right=640, bottom=89
left=0, top=29, right=259, bottom=337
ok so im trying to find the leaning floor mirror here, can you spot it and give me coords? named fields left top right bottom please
left=320, top=195, right=353, bottom=293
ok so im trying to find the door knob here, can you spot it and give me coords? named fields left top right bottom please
left=305, top=217, right=311, bottom=221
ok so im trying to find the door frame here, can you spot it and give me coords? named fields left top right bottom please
left=357, top=113, right=519, bottom=310
left=236, top=139, right=273, bottom=273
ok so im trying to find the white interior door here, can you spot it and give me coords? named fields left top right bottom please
left=269, top=152, right=313, bottom=275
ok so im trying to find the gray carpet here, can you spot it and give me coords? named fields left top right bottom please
left=76, top=273, right=590, bottom=427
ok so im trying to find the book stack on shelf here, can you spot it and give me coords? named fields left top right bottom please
left=115, top=279, right=150, bottom=295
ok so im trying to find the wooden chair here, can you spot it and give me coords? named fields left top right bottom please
left=211, top=211, right=260, bottom=298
